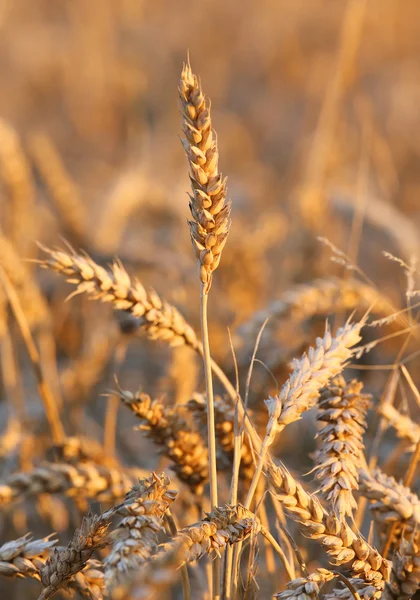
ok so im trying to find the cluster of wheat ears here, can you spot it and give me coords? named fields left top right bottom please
left=0, top=58, right=419, bottom=600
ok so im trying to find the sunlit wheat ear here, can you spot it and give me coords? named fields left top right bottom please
left=313, top=375, right=370, bottom=519
left=117, top=388, right=209, bottom=494
left=276, top=319, right=364, bottom=431
left=377, top=402, right=420, bottom=450
left=38, top=246, right=199, bottom=349
left=359, top=468, right=420, bottom=532
left=179, top=59, right=231, bottom=293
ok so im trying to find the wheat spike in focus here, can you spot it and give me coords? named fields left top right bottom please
left=179, top=59, right=231, bottom=293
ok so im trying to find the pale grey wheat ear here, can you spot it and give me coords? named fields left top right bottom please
left=383, top=531, right=420, bottom=600
left=179, top=58, right=231, bottom=293
left=313, top=375, right=370, bottom=519
left=104, top=473, right=177, bottom=589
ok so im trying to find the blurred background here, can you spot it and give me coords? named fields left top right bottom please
left=0, top=0, right=420, bottom=596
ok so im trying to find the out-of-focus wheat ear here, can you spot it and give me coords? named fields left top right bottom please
left=29, top=132, right=87, bottom=246
left=179, top=59, right=231, bottom=293
left=274, top=568, right=336, bottom=600
left=0, top=462, right=147, bottom=507
left=383, top=531, right=420, bottom=600
left=0, top=534, right=57, bottom=580
left=359, top=468, right=420, bottom=534
left=377, top=402, right=420, bottom=450
left=0, top=119, right=35, bottom=252
left=313, top=375, right=370, bottom=519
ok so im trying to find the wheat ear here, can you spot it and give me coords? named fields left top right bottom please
left=38, top=511, right=112, bottom=599
left=178, top=59, right=231, bottom=291
left=179, top=58, right=232, bottom=596
left=359, top=468, right=420, bottom=532
left=377, top=402, right=420, bottom=450
left=0, top=534, right=57, bottom=580
left=104, top=473, right=177, bottom=588
left=383, top=531, right=420, bottom=600
left=0, top=462, right=147, bottom=506
left=313, top=375, right=370, bottom=518
left=117, top=388, right=209, bottom=494
left=39, top=246, right=199, bottom=349
left=274, top=568, right=336, bottom=600
left=268, top=462, right=391, bottom=588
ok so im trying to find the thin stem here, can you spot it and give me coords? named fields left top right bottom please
left=199, top=285, right=220, bottom=599
left=382, top=436, right=420, bottom=556
left=166, top=510, right=191, bottom=600
left=0, top=268, right=65, bottom=444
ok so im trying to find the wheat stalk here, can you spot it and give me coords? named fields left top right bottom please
left=313, top=375, right=370, bottom=518
left=29, top=132, right=87, bottom=245
left=187, top=393, right=254, bottom=483
left=117, top=388, right=209, bottom=494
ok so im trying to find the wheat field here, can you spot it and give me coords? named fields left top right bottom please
left=0, top=1, right=420, bottom=599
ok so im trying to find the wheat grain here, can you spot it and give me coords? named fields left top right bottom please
left=313, top=375, right=370, bottom=518
left=117, top=388, right=208, bottom=494
left=179, top=59, right=231, bottom=292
